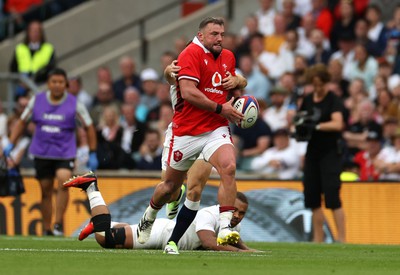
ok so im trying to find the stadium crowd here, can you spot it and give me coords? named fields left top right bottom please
left=3, top=0, right=400, bottom=182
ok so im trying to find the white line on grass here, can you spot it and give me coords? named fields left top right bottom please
left=0, top=248, right=269, bottom=256
left=0, top=248, right=106, bottom=253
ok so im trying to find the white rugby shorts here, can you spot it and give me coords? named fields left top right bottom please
left=131, top=219, right=174, bottom=249
left=162, top=125, right=233, bottom=171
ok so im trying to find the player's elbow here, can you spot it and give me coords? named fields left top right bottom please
left=201, top=241, right=218, bottom=251
left=180, top=89, right=191, bottom=100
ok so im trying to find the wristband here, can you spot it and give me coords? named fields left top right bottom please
left=215, top=104, right=223, bottom=114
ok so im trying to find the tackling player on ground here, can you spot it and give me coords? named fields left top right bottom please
left=64, top=172, right=255, bottom=252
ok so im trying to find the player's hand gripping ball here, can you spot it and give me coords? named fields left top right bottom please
left=233, top=95, right=259, bottom=129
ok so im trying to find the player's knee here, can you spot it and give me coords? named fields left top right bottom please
left=218, top=160, right=236, bottom=177
left=92, top=213, right=111, bottom=232
left=187, top=186, right=202, bottom=201
left=103, top=227, right=127, bottom=249
left=163, top=179, right=180, bottom=196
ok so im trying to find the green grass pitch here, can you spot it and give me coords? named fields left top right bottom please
left=1, top=236, right=399, bottom=275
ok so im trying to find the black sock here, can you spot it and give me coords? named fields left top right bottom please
left=168, top=205, right=197, bottom=244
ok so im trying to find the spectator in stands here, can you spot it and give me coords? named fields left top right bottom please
left=236, top=14, right=260, bottom=61
left=374, top=127, right=400, bottom=181
left=237, top=54, right=271, bottom=102
left=375, top=89, right=393, bottom=122
left=250, top=128, right=301, bottom=179
left=347, top=43, right=379, bottom=90
left=296, top=13, right=318, bottom=60
left=276, top=0, right=312, bottom=17
left=222, top=32, right=238, bottom=54
left=382, top=118, right=398, bottom=148
left=74, top=126, right=89, bottom=174
left=138, top=68, right=160, bottom=122
left=344, top=78, right=368, bottom=123
left=9, top=20, right=56, bottom=95
left=7, top=95, right=30, bottom=133
left=330, top=0, right=357, bottom=52
left=90, top=82, right=120, bottom=127
left=293, top=54, right=309, bottom=85
left=113, top=56, right=142, bottom=101
left=137, top=129, right=163, bottom=170
left=330, top=32, right=356, bottom=81
left=264, top=13, right=287, bottom=54
left=309, top=0, right=333, bottom=39
left=354, top=18, right=378, bottom=57
left=255, top=0, right=276, bottom=37
left=4, top=0, right=42, bottom=27
left=262, top=86, right=290, bottom=131
left=281, top=0, right=301, bottom=31
left=67, top=75, right=92, bottom=109
left=146, top=82, right=172, bottom=130
left=232, top=116, right=272, bottom=171
left=353, top=127, right=383, bottom=181
left=343, top=99, right=382, bottom=161
left=386, top=7, right=400, bottom=74
left=250, top=33, right=288, bottom=81
left=307, top=28, right=331, bottom=65
left=122, top=86, right=147, bottom=123
left=155, top=102, right=174, bottom=145
left=96, top=105, right=124, bottom=170
left=368, top=74, right=388, bottom=101
left=371, top=0, right=400, bottom=24
left=120, top=103, right=146, bottom=169
left=365, top=4, right=387, bottom=57
left=281, top=29, right=300, bottom=56
left=96, top=66, right=113, bottom=86
left=238, top=14, right=259, bottom=42
left=328, top=58, right=349, bottom=98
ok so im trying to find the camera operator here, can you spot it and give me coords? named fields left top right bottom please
left=295, top=64, right=346, bottom=243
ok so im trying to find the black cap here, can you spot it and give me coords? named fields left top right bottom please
left=367, top=125, right=383, bottom=141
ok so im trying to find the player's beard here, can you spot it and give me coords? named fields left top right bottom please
left=206, top=44, right=222, bottom=59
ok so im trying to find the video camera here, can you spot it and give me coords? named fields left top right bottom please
left=293, top=109, right=321, bottom=141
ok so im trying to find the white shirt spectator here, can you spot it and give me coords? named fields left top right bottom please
left=330, top=50, right=355, bottom=80
left=251, top=136, right=301, bottom=179
left=256, top=7, right=276, bottom=36
left=347, top=57, right=378, bottom=90
left=377, top=146, right=400, bottom=181
left=263, top=104, right=289, bottom=131
left=276, top=0, right=312, bottom=17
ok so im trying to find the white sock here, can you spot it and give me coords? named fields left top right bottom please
left=219, top=211, right=233, bottom=229
left=184, top=198, right=200, bottom=211
left=145, top=206, right=159, bottom=221
left=87, top=191, right=106, bottom=209
left=86, top=182, right=97, bottom=194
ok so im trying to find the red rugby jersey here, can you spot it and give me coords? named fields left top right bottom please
left=174, top=36, right=236, bottom=136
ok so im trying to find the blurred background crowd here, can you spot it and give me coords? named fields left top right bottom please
left=2, top=0, right=400, bottom=182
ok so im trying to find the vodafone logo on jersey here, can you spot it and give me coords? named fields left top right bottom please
left=211, top=72, right=222, bottom=87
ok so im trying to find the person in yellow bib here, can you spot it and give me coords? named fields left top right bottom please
left=10, top=20, right=56, bottom=92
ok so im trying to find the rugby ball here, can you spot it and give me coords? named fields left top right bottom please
left=233, top=95, right=259, bottom=129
